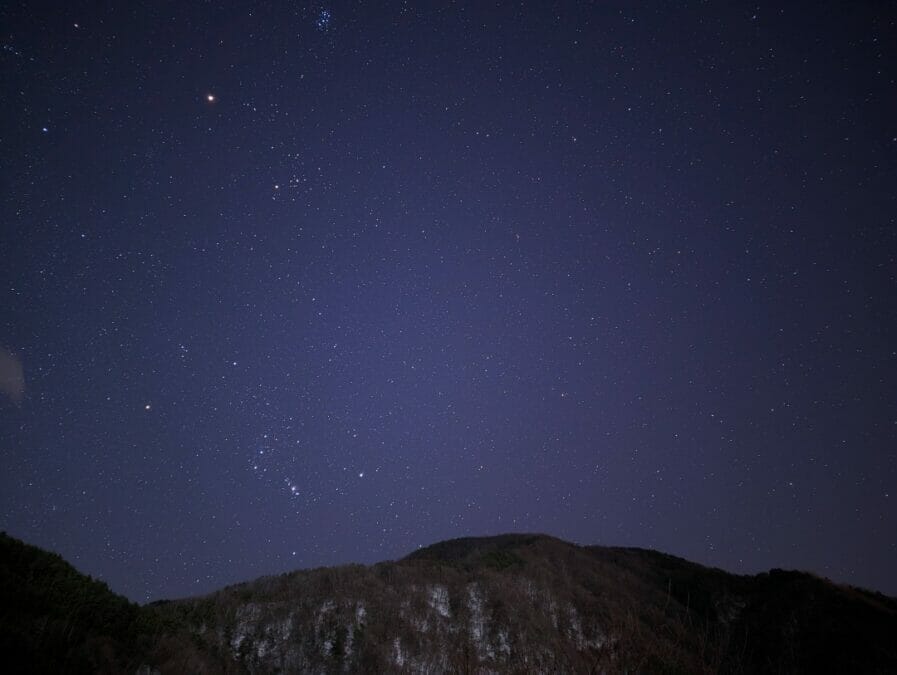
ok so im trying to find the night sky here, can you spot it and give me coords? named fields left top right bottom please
left=2, top=1, right=896, bottom=603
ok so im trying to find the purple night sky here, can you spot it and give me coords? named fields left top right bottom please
left=1, top=1, right=895, bottom=601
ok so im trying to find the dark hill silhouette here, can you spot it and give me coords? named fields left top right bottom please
left=2, top=531, right=895, bottom=673
left=0, top=531, right=148, bottom=673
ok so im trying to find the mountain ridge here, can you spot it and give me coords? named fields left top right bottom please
left=2, top=531, right=896, bottom=673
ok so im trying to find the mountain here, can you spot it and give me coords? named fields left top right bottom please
left=0, top=530, right=150, bottom=672
left=2, top=531, right=896, bottom=673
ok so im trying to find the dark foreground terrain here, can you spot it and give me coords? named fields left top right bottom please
left=1, top=531, right=895, bottom=673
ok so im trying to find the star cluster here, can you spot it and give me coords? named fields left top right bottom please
left=1, top=2, right=895, bottom=601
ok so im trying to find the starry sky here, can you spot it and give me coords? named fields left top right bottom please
left=2, top=1, right=896, bottom=602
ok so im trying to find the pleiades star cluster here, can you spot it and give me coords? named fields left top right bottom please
left=1, top=1, right=895, bottom=602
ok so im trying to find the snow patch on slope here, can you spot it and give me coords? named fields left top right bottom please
left=393, top=637, right=405, bottom=667
left=230, top=603, right=261, bottom=654
left=428, top=584, right=451, bottom=618
left=467, top=583, right=495, bottom=660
